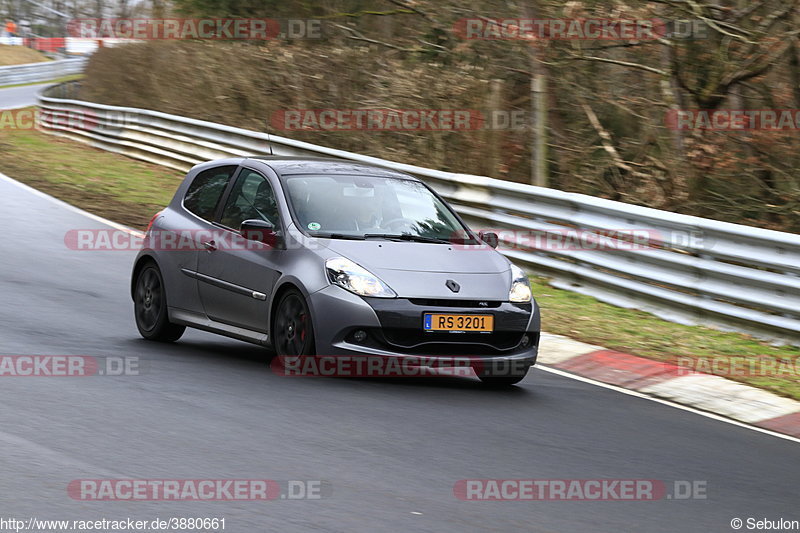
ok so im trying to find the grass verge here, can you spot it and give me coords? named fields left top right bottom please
left=0, top=121, right=798, bottom=400
left=0, top=118, right=183, bottom=229
left=0, top=74, right=83, bottom=89
left=531, top=277, right=800, bottom=400
left=0, top=44, right=50, bottom=66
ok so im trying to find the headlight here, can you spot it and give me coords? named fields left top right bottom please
left=326, top=257, right=396, bottom=298
left=509, top=264, right=532, bottom=303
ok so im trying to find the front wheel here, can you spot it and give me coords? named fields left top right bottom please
left=273, top=289, right=315, bottom=357
left=134, top=263, right=185, bottom=342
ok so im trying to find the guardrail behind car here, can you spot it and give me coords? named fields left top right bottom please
left=0, top=57, right=87, bottom=86
left=36, top=82, right=800, bottom=344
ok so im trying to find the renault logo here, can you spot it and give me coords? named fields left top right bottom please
left=446, top=280, right=460, bottom=293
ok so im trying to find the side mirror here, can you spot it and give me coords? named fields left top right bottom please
left=240, top=219, right=281, bottom=248
left=478, top=231, right=499, bottom=249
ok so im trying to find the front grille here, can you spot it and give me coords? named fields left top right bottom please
left=345, top=328, right=537, bottom=356
left=383, top=329, right=524, bottom=351
left=360, top=299, right=536, bottom=356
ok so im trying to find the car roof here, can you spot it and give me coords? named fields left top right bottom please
left=244, top=156, right=418, bottom=180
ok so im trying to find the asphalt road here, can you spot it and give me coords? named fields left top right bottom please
left=0, top=173, right=798, bottom=533
left=0, top=82, right=50, bottom=109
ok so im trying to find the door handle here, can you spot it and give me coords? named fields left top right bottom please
left=202, top=240, right=217, bottom=251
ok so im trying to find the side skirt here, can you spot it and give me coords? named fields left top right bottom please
left=169, top=307, right=271, bottom=348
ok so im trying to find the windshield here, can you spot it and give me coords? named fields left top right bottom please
left=283, top=175, right=476, bottom=243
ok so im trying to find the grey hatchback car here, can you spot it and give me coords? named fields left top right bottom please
left=131, top=157, right=540, bottom=385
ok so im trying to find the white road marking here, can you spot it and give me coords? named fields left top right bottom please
left=536, top=365, right=800, bottom=444
left=0, top=171, right=144, bottom=237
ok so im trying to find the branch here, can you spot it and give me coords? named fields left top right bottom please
left=384, top=0, right=440, bottom=25
left=320, top=9, right=417, bottom=20
left=331, top=23, right=423, bottom=52
left=578, top=41, right=661, bottom=51
left=753, top=0, right=798, bottom=36
left=565, top=55, right=668, bottom=76
left=734, top=1, right=768, bottom=23
left=684, top=0, right=759, bottom=44
left=721, top=38, right=796, bottom=88
left=579, top=100, right=650, bottom=179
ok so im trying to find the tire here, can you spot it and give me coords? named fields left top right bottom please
left=273, top=289, right=316, bottom=357
left=133, top=263, right=185, bottom=342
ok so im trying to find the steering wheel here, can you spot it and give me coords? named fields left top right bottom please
left=382, top=217, right=417, bottom=233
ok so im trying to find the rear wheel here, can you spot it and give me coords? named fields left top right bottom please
left=273, top=289, right=315, bottom=357
left=134, top=263, right=185, bottom=342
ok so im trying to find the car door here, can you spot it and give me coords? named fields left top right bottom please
left=196, top=167, right=283, bottom=333
left=160, top=164, right=239, bottom=315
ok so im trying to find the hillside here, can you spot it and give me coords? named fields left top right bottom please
left=0, top=45, right=49, bottom=66
left=76, top=0, right=800, bottom=232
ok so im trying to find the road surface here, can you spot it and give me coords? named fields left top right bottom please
left=0, top=82, right=51, bottom=109
left=0, top=173, right=797, bottom=532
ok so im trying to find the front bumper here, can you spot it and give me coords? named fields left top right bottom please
left=307, top=285, right=540, bottom=369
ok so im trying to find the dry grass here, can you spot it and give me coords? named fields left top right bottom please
left=531, top=277, right=800, bottom=400
left=0, top=121, right=182, bottom=229
left=0, top=44, right=49, bottom=66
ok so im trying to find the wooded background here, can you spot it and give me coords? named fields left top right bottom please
left=39, top=0, right=800, bottom=231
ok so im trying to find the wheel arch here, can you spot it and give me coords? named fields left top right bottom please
left=269, top=278, right=316, bottom=345
left=130, top=253, right=158, bottom=300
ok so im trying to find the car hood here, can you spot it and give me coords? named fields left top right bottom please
left=321, top=240, right=512, bottom=299
left=322, top=240, right=509, bottom=273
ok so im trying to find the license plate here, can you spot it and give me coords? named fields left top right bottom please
left=423, top=314, right=494, bottom=332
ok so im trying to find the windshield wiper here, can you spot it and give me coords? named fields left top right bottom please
left=314, top=233, right=366, bottom=240
left=363, top=233, right=451, bottom=244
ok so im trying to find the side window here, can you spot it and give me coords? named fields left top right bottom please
left=183, top=165, right=237, bottom=222
left=220, top=169, right=280, bottom=230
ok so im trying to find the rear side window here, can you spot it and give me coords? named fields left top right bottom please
left=183, top=165, right=237, bottom=221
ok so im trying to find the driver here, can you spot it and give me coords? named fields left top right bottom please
left=353, top=198, right=382, bottom=231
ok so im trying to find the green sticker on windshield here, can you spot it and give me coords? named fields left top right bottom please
left=308, top=222, right=321, bottom=231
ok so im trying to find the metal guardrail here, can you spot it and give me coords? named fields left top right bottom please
left=37, top=83, right=800, bottom=343
left=0, top=58, right=86, bottom=87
